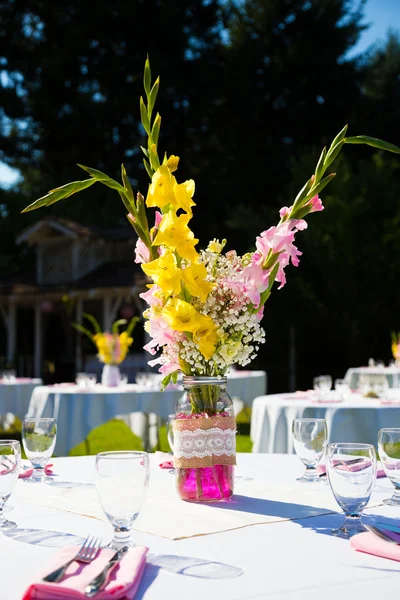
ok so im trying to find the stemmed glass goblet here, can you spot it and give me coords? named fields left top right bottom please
left=313, top=375, right=332, bottom=400
left=95, top=451, right=149, bottom=549
left=326, top=442, right=376, bottom=539
left=22, top=417, right=57, bottom=482
left=378, top=428, right=400, bottom=506
left=292, top=418, right=327, bottom=482
left=0, top=440, right=21, bottom=529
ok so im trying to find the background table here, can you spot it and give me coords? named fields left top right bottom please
left=3, top=453, right=400, bottom=600
left=345, top=366, right=400, bottom=389
left=0, top=378, right=42, bottom=420
left=251, top=392, right=400, bottom=453
left=28, top=371, right=266, bottom=456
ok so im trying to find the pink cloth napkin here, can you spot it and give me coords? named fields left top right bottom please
left=155, top=451, right=174, bottom=469
left=22, top=545, right=148, bottom=600
left=19, top=464, right=54, bottom=479
left=316, top=461, right=386, bottom=478
left=350, top=531, right=400, bottom=561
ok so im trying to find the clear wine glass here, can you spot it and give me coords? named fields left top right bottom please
left=22, top=418, right=57, bottom=482
left=378, top=428, right=400, bottom=506
left=334, top=378, right=350, bottom=400
left=95, top=451, right=149, bottom=548
left=313, top=375, right=332, bottom=400
left=327, top=442, right=376, bottom=539
left=0, top=440, right=21, bottom=529
left=292, top=418, right=327, bottom=482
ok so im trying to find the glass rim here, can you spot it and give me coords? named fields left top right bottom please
left=378, top=428, right=400, bottom=433
left=293, top=418, right=327, bottom=423
left=0, top=439, right=20, bottom=446
left=327, top=442, right=375, bottom=450
left=22, top=417, right=56, bottom=423
left=183, top=375, right=227, bottom=386
left=96, top=451, right=148, bottom=459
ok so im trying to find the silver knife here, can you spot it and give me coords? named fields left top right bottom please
left=84, top=546, right=129, bottom=597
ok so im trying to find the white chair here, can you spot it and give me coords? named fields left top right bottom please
left=232, top=397, right=245, bottom=417
left=116, top=411, right=160, bottom=451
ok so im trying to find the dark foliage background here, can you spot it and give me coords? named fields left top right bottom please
left=1, top=0, right=400, bottom=391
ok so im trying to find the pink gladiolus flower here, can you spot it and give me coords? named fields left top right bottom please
left=154, top=211, right=163, bottom=228
left=256, top=219, right=307, bottom=265
left=236, top=253, right=269, bottom=308
left=134, top=238, right=151, bottom=264
left=139, top=285, right=163, bottom=307
left=275, top=252, right=290, bottom=289
left=279, top=206, right=290, bottom=218
left=306, top=194, right=324, bottom=213
left=255, top=305, right=264, bottom=322
left=144, top=316, right=175, bottom=355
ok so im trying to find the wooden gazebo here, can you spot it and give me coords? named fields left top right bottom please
left=0, top=218, right=146, bottom=379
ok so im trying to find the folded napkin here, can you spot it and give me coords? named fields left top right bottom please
left=22, top=545, right=148, bottom=600
left=350, top=531, right=400, bottom=562
left=19, top=463, right=54, bottom=479
left=155, top=451, right=173, bottom=469
left=316, top=461, right=386, bottom=478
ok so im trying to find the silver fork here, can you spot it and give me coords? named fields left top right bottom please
left=42, top=535, right=102, bottom=583
left=365, top=524, right=400, bottom=544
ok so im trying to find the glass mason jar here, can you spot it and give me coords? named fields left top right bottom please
left=173, top=376, right=236, bottom=502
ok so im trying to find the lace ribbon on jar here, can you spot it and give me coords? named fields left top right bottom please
left=172, top=416, right=236, bottom=468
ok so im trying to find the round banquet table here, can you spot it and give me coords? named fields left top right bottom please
left=251, top=392, right=400, bottom=453
left=27, top=371, right=266, bottom=456
left=3, top=453, right=400, bottom=600
left=345, top=366, right=400, bottom=389
left=0, top=378, right=42, bottom=420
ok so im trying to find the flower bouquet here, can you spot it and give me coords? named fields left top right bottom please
left=23, top=58, right=399, bottom=501
left=73, top=313, right=139, bottom=386
left=392, top=332, right=400, bottom=368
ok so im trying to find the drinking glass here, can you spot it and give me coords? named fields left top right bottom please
left=313, top=375, right=332, bottom=399
left=1, top=370, right=16, bottom=383
left=334, top=379, right=350, bottom=400
left=326, top=443, right=376, bottom=539
left=292, top=418, right=328, bottom=482
left=75, top=372, right=87, bottom=387
left=22, top=418, right=57, bottom=482
left=378, top=428, right=400, bottom=506
left=0, top=440, right=21, bottom=529
left=120, top=373, right=128, bottom=386
left=85, top=373, right=97, bottom=387
left=95, top=451, right=149, bottom=548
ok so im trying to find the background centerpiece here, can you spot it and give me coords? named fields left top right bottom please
left=22, top=58, right=399, bottom=501
left=73, top=313, right=139, bottom=387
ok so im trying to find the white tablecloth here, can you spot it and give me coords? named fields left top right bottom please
left=3, top=453, right=400, bottom=600
left=27, top=371, right=266, bottom=456
left=345, top=366, right=400, bottom=389
left=251, top=392, right=400, bottom=453
left=0, top=379, right=42, bottom=420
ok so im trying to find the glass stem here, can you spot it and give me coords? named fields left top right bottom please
left=343, top=513, right=362, bottom=532
left=113, top=526, right=131, bottom=547
left=304, top=466, right=317, bottom=480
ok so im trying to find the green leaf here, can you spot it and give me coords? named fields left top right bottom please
left=149, top=143, right=160, bottom=171
left=292, top=177, right=313, bottom=210
left=140, top=96, right=150, bottom=134
left=121, top=164, right=134, bottom=200
left=83, top=312, right=102, bottom=334
left=171, top=370, right=178, bottom=384
left=314, top=147, right=327, bottom=181
left=161, top=374, right=171, bottom=390
left=149, top=77, right=159, bottom=116
left=21, top=179, right=97, bottom=213
left=143, top=158, right=153, bottom=179
left=140, top=145, right=149, bottom=158
left=151, top=113, right=161, bottom=146
left=329, top=124, right=348, bottom=150
left=126, top=316, right=140, bottom=337
left=344, top=136, right=400, bottom=154
left=324, top=139, right=345, bottom=168
left=77, top=164, right=125, bottom=192
left=71, top=323, right=95, bottom=343
left=112, top=319, right=127, bottom=334
left=303, top=173, right=336, bottom=203
left=144, top=56, right=151, bottom=96
left=136, top=191, right=149, bottom=231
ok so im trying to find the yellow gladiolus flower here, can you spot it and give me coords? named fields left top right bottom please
left=174, top=180, right=196, bottom=215
left=193, top=315, right=219, bottom=360
left=164, top=154, right=180, bottom=172
left=182, top=262, right=214, bottom=301
left=153, top=211, right=199, bottom=262
left=146, top=165, right=176, bottom=209
left=141, top=250, right=182, bottom=295
left=162, top=299, right=203, bottom=332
